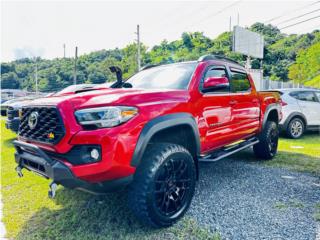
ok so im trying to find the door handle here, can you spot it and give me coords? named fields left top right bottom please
left=229, top=100, right=237, bottom=105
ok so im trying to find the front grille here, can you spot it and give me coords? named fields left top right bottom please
left=7, top=107, right=19, bottom=120
left=19, top=107, right=65, bottom=144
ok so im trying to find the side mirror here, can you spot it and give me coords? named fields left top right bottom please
left=203, top=76, right=229, bottom=91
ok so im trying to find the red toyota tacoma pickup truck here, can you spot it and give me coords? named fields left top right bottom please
left=13, top=55, right=281, bottom=227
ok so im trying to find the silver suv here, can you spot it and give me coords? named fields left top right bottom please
left=276, top=89, right=320, bottom=138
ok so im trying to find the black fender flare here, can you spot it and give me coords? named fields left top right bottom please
left=262, top=103, right=281, bottom=128
left=130, top=113, right=200, bottom=167
left=282, top=112, right=307, bottom=130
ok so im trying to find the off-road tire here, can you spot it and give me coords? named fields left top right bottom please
left=253, top=121, right=279, bottom=160
left=128, top=143, right=196, bottom=228
left=286, top=117, right=305, bottom=139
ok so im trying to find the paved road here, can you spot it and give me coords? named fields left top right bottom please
left=188, top=156, right=320, bottom=240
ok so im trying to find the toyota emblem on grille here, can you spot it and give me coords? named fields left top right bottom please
left=28, top=111, right=39, bottom=129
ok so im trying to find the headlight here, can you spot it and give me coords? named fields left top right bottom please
left=75, top=106, right=138, bottom=128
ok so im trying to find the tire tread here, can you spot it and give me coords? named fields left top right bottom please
left=253, top=121, right=278, bottom=160
left=128, top=143, right=195, bottom=227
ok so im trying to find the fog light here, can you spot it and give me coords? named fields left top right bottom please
left=90, top=148, right=100, bottom=160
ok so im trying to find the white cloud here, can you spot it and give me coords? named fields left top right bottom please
left=13, top=46, right=45, bottom=59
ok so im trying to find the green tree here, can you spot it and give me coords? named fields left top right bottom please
left=1, top=72, right=20, bottom=89
left=288, top=42, right=320, bottom=85
left=1, top=22, right=319, bottom=91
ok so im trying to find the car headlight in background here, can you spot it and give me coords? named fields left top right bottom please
left=75, top=106, right=138, bottom=128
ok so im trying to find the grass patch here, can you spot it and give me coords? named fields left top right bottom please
left=274, top=200, right=305, bottom=210
left=1, top=120, right=220, bottom=239
left=236, top=133, right=320, bottom=175
left=265, top=133, right=320, bottom=175
left=274, top=202, right=289, bottom=210
left=315, top=203, right=320, bottom=221
left=278, top=134, right=320, bottom=158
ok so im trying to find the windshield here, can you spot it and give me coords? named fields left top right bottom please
left=126, top=62, right=197, bottom=90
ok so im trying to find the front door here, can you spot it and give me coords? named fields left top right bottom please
left=197, top=65, right=234, bottom=153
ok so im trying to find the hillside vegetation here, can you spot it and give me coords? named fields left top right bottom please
left=1, top=23, right=319, bottom=92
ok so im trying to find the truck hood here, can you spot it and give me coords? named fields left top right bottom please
left=29, top=88, right=190, bottom=110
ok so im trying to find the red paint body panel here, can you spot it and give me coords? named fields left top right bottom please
left=18, top=60, right=281, bottom=184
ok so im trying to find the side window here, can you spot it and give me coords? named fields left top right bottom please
left=202, top=66, right=229, bottom=93
left=204, top=67, right=227, bottom=79
left=315, top=92, right=320, bottom=102
left=230, top=70, right=251, bottom=93
left=290, top=91, right=317, bottom=102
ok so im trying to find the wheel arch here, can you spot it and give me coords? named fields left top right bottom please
left=262, top=103, right=281, bottom=128
left=130, top=113, right=200, bottom=171
left=283, top=112, right=307, bottom=130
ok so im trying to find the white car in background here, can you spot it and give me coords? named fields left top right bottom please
left=275, top=89, right=320, bottom=138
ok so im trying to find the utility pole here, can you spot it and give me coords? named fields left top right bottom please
left=63, top=44, right=66, bottom=58
left=245, top=56, right=251, bottom=69
left=229, top=16, right=232, bottom=32
left=237, top=13, right=240, bottom=26
left=135, top=24, right=141, bottom=71
left=35, top=58, right=38, bottom=95
left=73, top=46, right=78, bottom=85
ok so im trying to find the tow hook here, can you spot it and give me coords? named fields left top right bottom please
left=48, top=182, right=58, bottom=199
left=15, top=166, right=23, bottom=177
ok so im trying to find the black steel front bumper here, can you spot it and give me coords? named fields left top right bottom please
left=13, top=140, right=133, bottom=194
left=6, top=118, right=20, bottom=133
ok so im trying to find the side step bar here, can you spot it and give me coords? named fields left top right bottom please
left=198, top=137, right=259, bottom=163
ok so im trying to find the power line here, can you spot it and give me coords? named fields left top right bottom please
left=190, top=0, right=242, bottom=27
left=143, top=2, right=223, bottom=40
left=276, top=8, right=320, bottom=25
left=280, top=15, right=320, bottom=30
left=160, top=2, right=209, bottom=27
left=143, top=1, right=242, bottom=49
left=264, top=1, right=320, bottom=23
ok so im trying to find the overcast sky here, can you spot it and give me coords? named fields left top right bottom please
left=1, top=0, right=320, bottom=62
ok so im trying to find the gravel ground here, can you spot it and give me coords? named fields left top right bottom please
left=187, top=155, right=320, bottom=240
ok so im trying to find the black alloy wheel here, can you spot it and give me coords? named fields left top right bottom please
left=128, top=143, right=196, bottom=227
left=154, top=157, right=191, bottom=217
left=253, top=121, right=279, bottom=160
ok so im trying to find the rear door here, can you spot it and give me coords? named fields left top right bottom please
left=228, top=68, right=260, bottom=139
left=294, top=91, right=320, bottom=126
